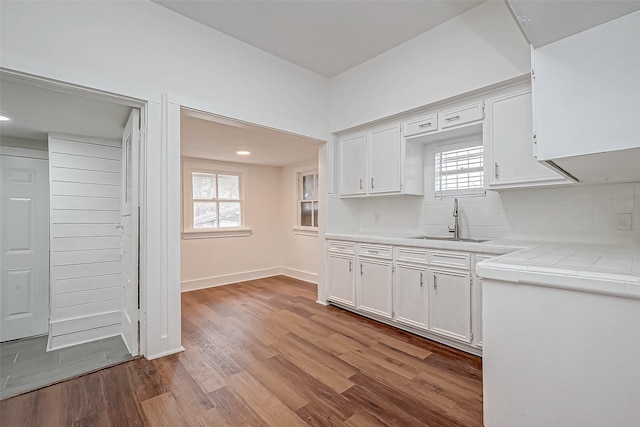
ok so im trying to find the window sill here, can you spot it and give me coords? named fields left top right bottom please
left=182, top=228, right=253, bottom=239
left=293, top=227, right=318, bottom=237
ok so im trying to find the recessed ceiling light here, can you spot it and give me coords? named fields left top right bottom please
left=236, top=150, right=251, bottom=156
left=0, top=115, right=10, bottom=121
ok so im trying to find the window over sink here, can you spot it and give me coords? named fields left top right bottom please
left=435, top=141, right=484, bottom=198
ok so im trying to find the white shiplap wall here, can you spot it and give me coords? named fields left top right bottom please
left=48, top=135, right=122, bottom=350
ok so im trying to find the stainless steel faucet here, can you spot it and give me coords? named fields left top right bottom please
left=448, top=198, right=460, bottom=239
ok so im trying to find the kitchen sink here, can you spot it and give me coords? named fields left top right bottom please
left=410, top=236, right=489, bottom=243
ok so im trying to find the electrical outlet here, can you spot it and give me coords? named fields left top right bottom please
left=617, top=213, right=632, bottom=231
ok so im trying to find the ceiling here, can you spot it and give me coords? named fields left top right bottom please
left=180, top=109, right=321, bottom=167
left=0, top=76, right=132, bottom=142
left=152, top=0, right=484, bottom=77
left=508, top=0, right=640, bottom=47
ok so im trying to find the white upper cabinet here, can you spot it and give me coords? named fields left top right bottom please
left=339, top=132, right=367, bottom=196
left=484, top=88, right=568, bottom=189
left=532, top=11, right=640, bottom=183
left=338, top=122, right=423, bottom=198
left=368, top=123, right=401, bottom=194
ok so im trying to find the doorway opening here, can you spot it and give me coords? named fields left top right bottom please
left=178, top=106, right=324, bottom=293
left=0, top=70, right=144, bottom=399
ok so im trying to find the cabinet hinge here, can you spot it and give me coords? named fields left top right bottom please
left=470, top=277, right=473, bottom=286
left=470, top=332, right=474, bottom=341
left=531, top=69, right=535, bottom=79
left=482, top=101, right=486, bottom=118
left=392, top=265, right=395, bottom=273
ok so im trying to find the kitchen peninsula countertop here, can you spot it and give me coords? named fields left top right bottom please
left=326, top=233, right=640, bottom=299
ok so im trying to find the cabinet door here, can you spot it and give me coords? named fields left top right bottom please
left=368, top=123, right=401, bottom=194
left=485, top=89, right=566, bottom=188
left=429, top=269, right=471, bottom=343
left=327, top=253, right=356, bottom=307
left=394, top=264, right=428, bottom=330
left=358, top=258, right=393, bottom=318
left=340, top=133, right=367, bottom=195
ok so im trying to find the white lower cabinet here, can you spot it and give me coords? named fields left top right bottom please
left=394, top=263, right=428, bottom=329
left=327, top=240, right=485, bottom=354
left=357, top=257, right=393, bottom=319
left=327, top=252, right=356, bottom=307
left=428, top=268, right=472, bottom=344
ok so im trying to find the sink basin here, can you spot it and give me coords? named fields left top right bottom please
left=411, top=236, right=489, bottom=243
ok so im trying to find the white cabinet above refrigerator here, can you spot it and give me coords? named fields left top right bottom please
left=531, top=10, right=640, bottom=184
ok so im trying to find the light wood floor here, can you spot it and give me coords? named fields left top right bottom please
left=0, top=276, right=483, bottom=426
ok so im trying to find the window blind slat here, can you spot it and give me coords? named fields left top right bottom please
left=435, top=145, right=484, bottom=197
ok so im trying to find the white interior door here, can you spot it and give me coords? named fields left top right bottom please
left=0, top=155, right=50, bottom=341
left=120, top=109, right=140, bottom=355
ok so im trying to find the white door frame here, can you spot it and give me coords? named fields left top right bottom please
left=0, top=68, right=185, bottom=358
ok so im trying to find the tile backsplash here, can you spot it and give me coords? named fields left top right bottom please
left=331, top=182, right=640, bottom=246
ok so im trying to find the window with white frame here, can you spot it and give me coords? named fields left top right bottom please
left=183, top=159, right=246, bottom=235
left=435, top=143, right=484, bottom=198
left=298, top=171, right=318, bottom=229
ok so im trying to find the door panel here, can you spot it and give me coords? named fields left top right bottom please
left=358, top=259, right=393, bottom=319
left=429, top=269, right=472, bottom=343
left=369, top=124, right=401, bottom=193
left=1, top=156, right=50, bottom=341
left=120, top=109, right=140, bottom=355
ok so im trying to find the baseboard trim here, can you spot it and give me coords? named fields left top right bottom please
left=181, top=268, right=282, bottom=292
left=181, top=267, right=318, bottom=292
left=280, top=267, right=318, bottom=285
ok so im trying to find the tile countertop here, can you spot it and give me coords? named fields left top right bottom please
left=477, top=241, right=640, bottom=300
left=326, top=233, right=640, bottom=300
left=325, top=233, right=529, bottom=256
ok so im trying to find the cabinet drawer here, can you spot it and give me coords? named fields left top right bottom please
left=328, top=241, right=355, bottom=254
left=404, top=114, right=438, bottom=137
left=430, top=251, right=470, bottom=270
left=441, top=102, right=484, bottom=129
left=395, top=247, right=429, bottom=264
left=358, top=244, right=392, bottom=259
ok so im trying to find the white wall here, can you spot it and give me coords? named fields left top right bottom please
left=48, top=135, right=123, bottom=350
left=329, top=1, right=530, bottom=132
left=0, top=1, right=329, bottom=141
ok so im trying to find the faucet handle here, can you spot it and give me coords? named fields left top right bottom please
left=448, top=226, right=455, bottom=233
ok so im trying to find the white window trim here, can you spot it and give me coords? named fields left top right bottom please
left=434, top=136, right=486, bottom=199
left=182, top=158, right=251, bottom=239
left=292, top=164, right=318, bottom=236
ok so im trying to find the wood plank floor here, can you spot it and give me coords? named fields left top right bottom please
left=0, top=276, right=483, bottom=426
